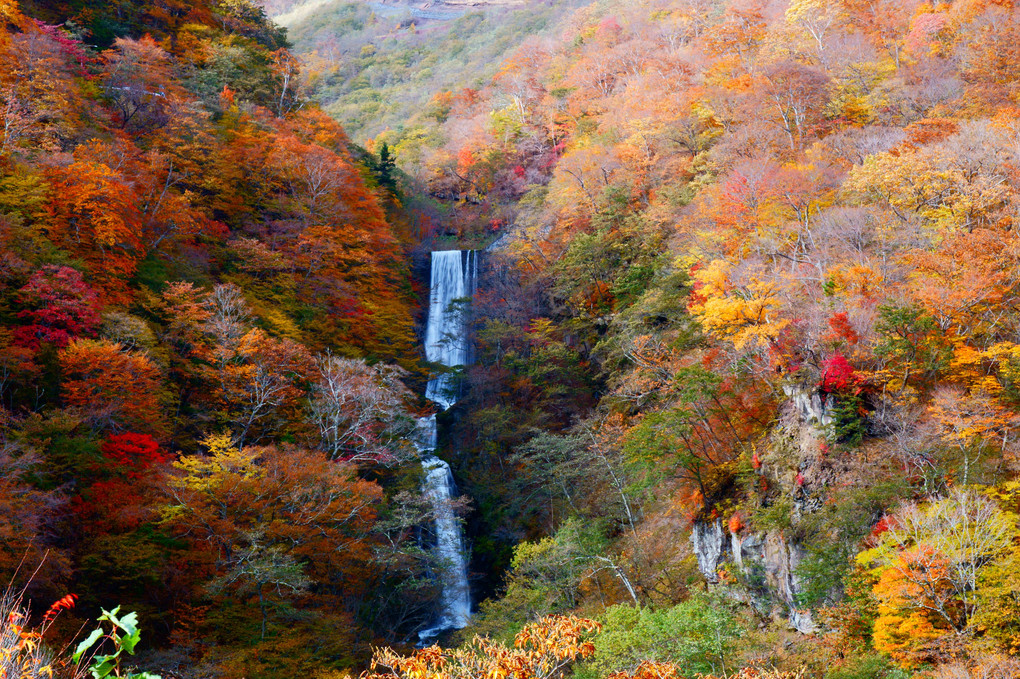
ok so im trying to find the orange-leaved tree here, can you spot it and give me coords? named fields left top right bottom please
left=162, top=433, right=383, bottom=638
left=46, top=154, right=143, bottom=301
left=366, top=615, right=601, bottom=679
left=58, top=338, right=165, bottom=436
left=857, top=490, right=1017, bottom=664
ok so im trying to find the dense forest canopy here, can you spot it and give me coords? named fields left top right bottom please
left=4, top=0, right=1020, bottom=678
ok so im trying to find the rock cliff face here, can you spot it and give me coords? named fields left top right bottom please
left=784, top=384, right=833, bottom=428
left=691, top=519, right=727, bottom=585
left=690, top=521, right=816, bottom=634
left=688, top=383, right=837, bottom=635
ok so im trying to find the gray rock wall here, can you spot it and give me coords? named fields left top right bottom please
left=691, top=520, right=816, bottom=634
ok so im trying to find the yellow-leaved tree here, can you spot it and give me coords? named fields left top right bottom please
left=688, top=260, right=789, bottom=352
left=162, top=433, right=382, bottom=639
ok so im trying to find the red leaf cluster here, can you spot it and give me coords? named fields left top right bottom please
left=819, top=353, right=859, bottom=394
left=14, top=266, right=100, bottom=349
left=42, top=593, right=77, bottom=623
left=101, top=433, right=171, bottom=477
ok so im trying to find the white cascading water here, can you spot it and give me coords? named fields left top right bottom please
left=424, top=250, right=476, bottom=408
left=417, top=250, right=475, bottom=641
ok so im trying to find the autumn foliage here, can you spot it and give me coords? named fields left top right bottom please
left=0, top=0, right=420, bottom=673
left=367, top=615, right=601, bottom=679
left=355, top=0, right=1020, bottom=673
left=14, top=266, right=100, bottom=349
left=7, top=0, right=1020, bottom=675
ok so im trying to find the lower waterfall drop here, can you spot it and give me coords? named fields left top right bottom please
left=416, top=419, right=471, bottom=640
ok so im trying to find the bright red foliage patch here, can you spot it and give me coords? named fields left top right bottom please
left=13, top=266, right=100, bottom=349
left=101, top=433, right=171, bottom=477
left=819, top=353, right=858, bottom=394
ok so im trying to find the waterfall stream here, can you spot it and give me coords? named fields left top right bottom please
left=424, top=250, right=476, bottom=408
left=417, top=250, right=475, bottom=641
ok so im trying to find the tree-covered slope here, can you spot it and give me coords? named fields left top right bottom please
left=350, top=0, right=1020, bottom=677
left=0, top=1, right=441, bottom=674
left=7, top=0, right=1020, bottom=678
left=284, top=0, right=591, bottom=140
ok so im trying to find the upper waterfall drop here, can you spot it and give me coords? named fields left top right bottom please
left=424, top=250, right=477, bottom=409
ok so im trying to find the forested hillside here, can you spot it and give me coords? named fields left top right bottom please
left=0, top=0, right=441, bottom=675
left=352, top=0, right=1020, bottom=677
left=5, top=0, right=1020, bottom=678
left=283, top=0, right=590, bottom=140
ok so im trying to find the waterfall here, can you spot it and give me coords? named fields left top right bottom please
left=417, top=454, right=472, bottom=639
left=424, top=250, right=476, bottom=409
left=417, top=250, right=475, bottom=641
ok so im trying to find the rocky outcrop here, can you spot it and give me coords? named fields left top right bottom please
left=687, top=381, right=842, bottom=634
left=690, top=519, right=726, bottom=585
left=783, top=384, right=833, bottom=428
left=761, top=533, right=816, bottom=634
left=691, top=520, right=816, bottom=634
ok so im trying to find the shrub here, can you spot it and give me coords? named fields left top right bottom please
left=585, top=592, right=743, bottom=677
